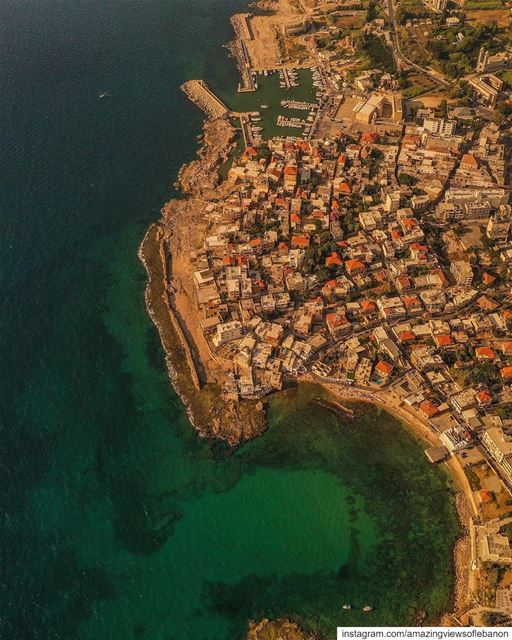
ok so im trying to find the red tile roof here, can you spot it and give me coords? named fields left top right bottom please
left=291, top=235, right=310, bottom=248
left=322, top=279, right=337, bottom=292
left=482, top=272, right=496, bottom=286
left=461, top=153, right=478, bottom=169
left=398, top=330, right=416, bottom=343
left=375, top=360, right=394, bottom=377
left=345, top=258, right=365, bottom=273
left=326, top=252, right=343, bottom=267
left=361, top=131, right=379, bottom=144
left=402, top=218, right=419, bottom=231
left=477, top=389, right=492, bottom=405
left=434, top=334, right=453, bottom=347
left=360, top=299, right=377, bottom=313
left=476, top=346, right=496, bottom=360
left=479, top=490, right=494, bottom=503
left=501, top=341, right=512, bottom=355
left=419, top=400, right=439, bottom=418
left=326, top=312, right=349, bottom=329
left=403, top=295, right=421, bottom=309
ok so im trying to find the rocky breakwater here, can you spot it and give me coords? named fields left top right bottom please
left=181, top=80, right=230, bottom=119
left=141, top=117, right=267, bottom=446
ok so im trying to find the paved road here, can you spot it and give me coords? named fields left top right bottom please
left=386, top=0, right=450, bottom=87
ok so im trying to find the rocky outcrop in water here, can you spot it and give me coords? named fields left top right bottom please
left=247, top=618, right=316, bottom=640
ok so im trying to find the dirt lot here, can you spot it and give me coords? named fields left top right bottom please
left=408, top=91, right=450, bottom=108
left=443, top=228, right=470, bottom=262
left=466, top=8, right=510, bottom=26
left=333, top=94, right=361, bottom=121
left=336, top=14, right=364, bottom=28
left=404, top=71, right=437, bottom=98
left=246, top=0, right=303, bottom=69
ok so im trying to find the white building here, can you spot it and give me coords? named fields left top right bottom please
left=423, top=117, right=456, bottom=137
left=213, top=321, right=243, bottom=347
left=385, top=190, right=401, bottom=213
left=482, top=427, right=512, bottom=480
left=450, top=260, right=473, bottom=287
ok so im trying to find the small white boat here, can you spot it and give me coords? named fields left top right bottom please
left=362, top=606, right=374, bottom=613
left=342, top=604, right=352, bottom=610
left=260, top=104, right=269, bottom=109
left=98, top=91, right=110, bottom=98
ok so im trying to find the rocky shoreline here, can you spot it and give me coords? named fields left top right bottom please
left=140, top=117, right=266, bottom=445
left=247, top=618, right=315, bottom=640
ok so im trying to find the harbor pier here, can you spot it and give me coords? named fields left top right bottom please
left=181, top=80, right=230, bottom=119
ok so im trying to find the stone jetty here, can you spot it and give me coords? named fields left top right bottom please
left=181, top=80, right=230, bottom=119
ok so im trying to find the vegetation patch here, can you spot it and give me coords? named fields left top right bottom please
left=464, top=0, right=504, bottom=10
left=427, top=22, right=503, bottom=77
left=360, top=33, right=396, bottom=73
left=402, top=71, right=437, bottom=98
left=396, top=0, right=432, bottom=24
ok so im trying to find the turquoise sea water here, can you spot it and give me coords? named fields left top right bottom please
left=0, top=1, right=458, bottom=638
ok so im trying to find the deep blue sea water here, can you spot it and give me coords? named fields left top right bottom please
left=0, top=1, right=459, bottom=638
